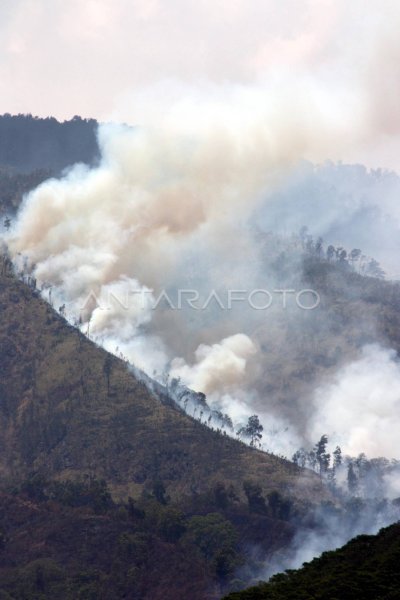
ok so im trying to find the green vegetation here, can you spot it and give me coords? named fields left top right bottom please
left=0, top=483, right=213, bottom=600
left=223, top=521, right=400, bottom=600
left=0, top=474, right=298, bottom=599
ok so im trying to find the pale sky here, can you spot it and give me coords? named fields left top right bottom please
left=0, top=0, right=339, bottom=120
left=1, top=0, right=400, bottom=169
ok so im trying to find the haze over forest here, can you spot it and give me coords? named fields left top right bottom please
left=1, top=1, right=400, bottom=599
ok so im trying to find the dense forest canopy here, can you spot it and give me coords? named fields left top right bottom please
left=223, top=522, right=400, bottom=600
left=0, top=114, right=99, bottom=173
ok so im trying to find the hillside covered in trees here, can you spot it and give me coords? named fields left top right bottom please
left=223, top=521, right=400, bottom=600
left=0, top=252, right=334, bottom=598
left=0, top=114, right=99, bottom=219
left=0, top=114, right=99, bottom=173
left=2, top=207, right=400, bottom=598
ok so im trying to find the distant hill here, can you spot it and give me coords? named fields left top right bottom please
left=0, top=167, right=51, bottom=217
left=0, top=114, right=100, bottom=219
left=223, top=521, right=400, bottom=600
left=0, top=114, right=99, bottom=173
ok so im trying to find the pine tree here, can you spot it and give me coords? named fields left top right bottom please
left=333, top=446, right=342, bottom=469
left=237, top=415, right=263, bottom=448
left=315, top=435, right=330, bottom=476
left=347, top=463, right=358, bottom=494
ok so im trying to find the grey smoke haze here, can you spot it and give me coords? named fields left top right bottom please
left=2, top=0, right=400, bottom=589
left=309, top=345, right=400, bottom=460
left=4, top=1, right=400, bottom=461
left=256, top=161, right=400, bottom=278
left=6, top=111, right=400, bottom=461
left=260, top=494, right=400, bottom=582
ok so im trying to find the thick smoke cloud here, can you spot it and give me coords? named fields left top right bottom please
left=7, top=113, right=295, bottom=433
left=170, top=334, right=256, bottom=395
left=5, top=1, right=400, bottom=460
left=309, top=345, right=400, bottom=459
left=0, top=1, right=359, bottom=121
left=1, top=1, right=400, bottom=169
left=7, top=87, right=400, bottom=457
left=3, top=0, right=400, bottom=586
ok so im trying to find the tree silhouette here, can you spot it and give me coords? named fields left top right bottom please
left=347, top=462, right=358, bottom=494
left=237, top=415, right=263, bottom=447
left=315, top=435, right=330, bottom=476
left=326, top=245, right=335, bottom=261
left=103, top=354, right=113, bottom=394
left=333, top=446, right=342, bottom=469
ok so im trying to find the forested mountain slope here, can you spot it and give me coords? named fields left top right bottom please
left=1, top=114, right=400, bottom=599
left=0, top=256, right=325, bottom=503
left=0, top=254, right=336, bottom=598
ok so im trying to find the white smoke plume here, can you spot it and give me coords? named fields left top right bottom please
left=6, top=92, right=400, bottom=453
left=3, top=4, right=400, bottom=595
left=170, top=334, right=256, bottom=395
left=5, top=81, right=352, bottom=423
left=309, top=344, right=400, bottom=459
left=6, top=0, right=400, bottom=455
left=261, top=496, right=400, bottom=582
left=7, top=114, right=283, bottom=427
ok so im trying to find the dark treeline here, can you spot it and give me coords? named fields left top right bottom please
left=298, top=225, right=385, bottom=279
left=0, top=113, right=100, bottom=173
left=292, top=434, right=400, bottom=499
left=0, top=168, right=50, bottom=216
left=223, top=522, right=400, bottom=600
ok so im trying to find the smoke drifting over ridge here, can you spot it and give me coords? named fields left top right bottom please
left=3, top=2, right=400, bottom=587
left=8, top=109, right=297, bottom=435
left=3, top=0, right=400, bottom=161
left=6, top=83, right=400, bottom=460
